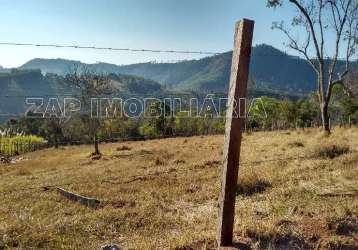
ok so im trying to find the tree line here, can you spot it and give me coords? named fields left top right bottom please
left=1, top=77, right=356, bottom=156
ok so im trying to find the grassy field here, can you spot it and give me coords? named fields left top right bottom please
left=0, top=127, right=357, bottom=249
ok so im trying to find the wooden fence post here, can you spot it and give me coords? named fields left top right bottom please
left=217, top=19, right=254, bottom=247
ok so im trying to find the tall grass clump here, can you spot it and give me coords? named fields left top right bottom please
left=313, top=143, right=351, bottom=159
left=0, top=135, right=46, bottom=155
left=237, top=170, right=271, bottom=196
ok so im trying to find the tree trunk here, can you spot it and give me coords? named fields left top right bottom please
left=318, top=66, right=331, bottom=134
left=94, top=134, right=100, bottom=155
left=349, top=116, right=351, bottom=128
left=54, top=135, right=59, bottom=149
left=321, top=103, right=330, bottom=134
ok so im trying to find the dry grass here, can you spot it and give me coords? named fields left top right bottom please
left=0, top=127, right=357, bottom=249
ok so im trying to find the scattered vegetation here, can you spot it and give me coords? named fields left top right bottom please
left=0, top=127, right=357, bottom=249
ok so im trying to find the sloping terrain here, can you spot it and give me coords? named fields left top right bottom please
left=0, top=128, right=357, bottom=249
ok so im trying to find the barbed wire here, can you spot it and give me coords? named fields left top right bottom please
left=0, top=41, right=355, bottom=61
left=0, top=42, right=220, bottom=55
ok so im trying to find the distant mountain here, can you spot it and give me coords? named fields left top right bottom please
left=0, top=70, right=62, bottom=119
left=20, top=59, right=121, bottom=77
left=20, top=58, right=82, bottom=76
left=118, top=52, right=233, bottom=92
left=20, top=44, right=324, bottom=94
left=0, top=69, right=164, bottom=121
left=0, top=69, right=61, bottom=96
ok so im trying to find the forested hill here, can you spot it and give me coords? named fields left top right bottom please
left=0, top=69, right=163, bottom=97
left=19, top=44, right=334, bottom=94
left=0, top=69, right=164, bottom=120
left=117, top=45, right=318, bottom=93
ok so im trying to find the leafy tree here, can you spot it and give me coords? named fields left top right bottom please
left=65, top=67, right=113, bottom=155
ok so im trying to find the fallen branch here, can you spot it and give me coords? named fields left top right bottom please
left=56, top=187, right=100, bottom=208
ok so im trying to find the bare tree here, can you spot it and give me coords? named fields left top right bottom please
left=268, top=0, right=358, bottom=133
left=65, top=67, right=112, bottom=155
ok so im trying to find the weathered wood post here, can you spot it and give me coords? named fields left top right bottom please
left=217, top=19, right=254, bottom=247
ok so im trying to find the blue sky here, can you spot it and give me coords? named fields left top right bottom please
left=0, top=0, right=301, bottom=67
